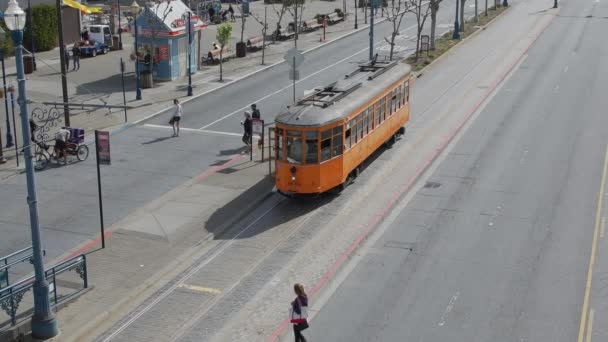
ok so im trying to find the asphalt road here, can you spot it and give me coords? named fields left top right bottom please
left=307, top=2, right=608, bottom=342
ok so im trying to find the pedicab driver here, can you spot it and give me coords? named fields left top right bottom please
left=54, top=127, right=70, bottom=164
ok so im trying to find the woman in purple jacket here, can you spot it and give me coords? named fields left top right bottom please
left=291, top=283, right=309, bottom=342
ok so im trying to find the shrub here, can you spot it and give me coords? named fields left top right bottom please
left=335, top=8, right=344, bottom=17
left=0, top=21, right=14, bottom=56
left=24, top=4, right=58, bottom=52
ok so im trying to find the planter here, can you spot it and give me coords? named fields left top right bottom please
left=141, top=70, right=153, bottom=89
left=236, top=42, right=247, bottom=58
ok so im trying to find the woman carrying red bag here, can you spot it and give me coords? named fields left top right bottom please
left=290, top=283, right=309, bottom=342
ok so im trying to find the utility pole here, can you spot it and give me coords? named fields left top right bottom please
left=28, top=0, right=36, bottom=70
left=294, top=1, right=298, bottom=47
left=354, top=0, right=358, bottom=29
left=55, top=0, right=70, bottom=126
left=117, top=0, right=123, bottom=49
left=187, top=11, right=193, bottom=96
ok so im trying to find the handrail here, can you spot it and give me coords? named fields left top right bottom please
left=0, top=246, right=32, bottom=262
left=0, top=254, right=88, bottom=328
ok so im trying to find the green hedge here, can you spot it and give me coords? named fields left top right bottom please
left=0, top=21, right=14, bottom=56
left=24, top=4, right=58, bottom=52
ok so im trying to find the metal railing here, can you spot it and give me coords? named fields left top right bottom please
left=0, top=254, right=87, bottom=330
left=0, top=246, right=34, bottom=289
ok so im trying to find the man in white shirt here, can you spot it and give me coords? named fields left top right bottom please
left=171, top=99, right=183, bottom=137
left=54, top=127, right=70, bottom=164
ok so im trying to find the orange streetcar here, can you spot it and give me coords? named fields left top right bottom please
left=274, top=60, right=411, bottom=195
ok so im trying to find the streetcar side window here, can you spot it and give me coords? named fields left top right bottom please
left=376, top=98, right=384, bottom=126
left=405, top=80, right=409, bottom=102
left=321, top=129, right=332, bottom=162
left=384, top=95, right=389, bottom=120
left=345, top=127, right=352, bottom=149
left=332, top=133, right=342, bottom=157
left=391, top=89, right=398, bottom=114
left=397, top=85, right=402, bottom=108
left=401, top=81, right=407, bottom=105
left=363, top=115, right=368, bottom=137
left=358, top=116, right=364, bottom=140
left=368, top=105, right=374, bottom=131
left=286, top=130, right=303, bottom=164
left=306, top=131, right=319, bottom=164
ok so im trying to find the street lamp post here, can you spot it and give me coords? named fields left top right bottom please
left=187, top=11, right=193, bottom=96
left=553, top=0, right=557, bottom=8
left=453, top=0, right=461, bottom=39
left=4, top=0, right=58, bottom=338
left=0, top=28, right=13, bottom=148
left=117, top=0, right=123, bottom=49
left=131, top=1, right=142, bottom=100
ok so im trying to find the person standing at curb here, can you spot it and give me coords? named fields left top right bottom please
left=72, top=43, right=80, bottom=71
left=290, top=283, right=309, bottom=342
left=241, top=111, right=252, bottom=151
left=251, top=103, right=261, bottom=119
left=170, top=99, right=183, bottom=137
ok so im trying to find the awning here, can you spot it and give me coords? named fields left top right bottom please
left=63, top=0, right=103, bottom=14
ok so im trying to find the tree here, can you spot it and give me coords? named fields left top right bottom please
left=410, top=0, right=431, bottom=59
left=429, top=0, right=442, bottom=50
left=217, top=22, right=233, bottom=81
left=384, top=0, right=409, bottom=60
left=287, top=0, right=305, bottom=47
left=271, top=0, right=290, bottom=43
left=459, top=0, right=466, bottom=32
left=250, top=7, right=270, bottom=65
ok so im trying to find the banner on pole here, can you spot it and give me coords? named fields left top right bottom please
left=97, top=131, right=111, bottom=165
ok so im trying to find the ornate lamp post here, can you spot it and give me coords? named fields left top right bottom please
left=187, top=11, right=193, bottom=96
left=4, top=0, right=58, bottom=337
left=131, top=1, right=142, bottom=100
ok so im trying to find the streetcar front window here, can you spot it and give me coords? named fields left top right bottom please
left=287, top=130, right=303, bottom=164
left=276, top=128, right=284, bottom=161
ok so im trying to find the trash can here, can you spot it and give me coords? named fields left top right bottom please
left=111, top=35, right=121, bottom=51
left=236, top=42, right=247, bottom=58
left=141, top=70, right=154, bottom=89
left=24, top=56, right=34, bottom=74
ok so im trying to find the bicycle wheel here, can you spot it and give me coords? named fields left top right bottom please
left=76, top=145, right=89, bottom=161
left=34, top=152, right=49, bottom=171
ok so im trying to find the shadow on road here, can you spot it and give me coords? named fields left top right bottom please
left=141, top=136, right=174, bottom=145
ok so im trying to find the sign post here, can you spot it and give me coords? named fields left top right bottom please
left=120, top=58, right=128, bottom=122
left=284, top=48, right=304, bottom=104
left=95, top=131, right=111, bottom=248
left=252, top=119, right=264, bottom=162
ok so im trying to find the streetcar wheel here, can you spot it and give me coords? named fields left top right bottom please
left=77, top=145, right=89, bottom=161
left=34, top=153, right=49, bottom=171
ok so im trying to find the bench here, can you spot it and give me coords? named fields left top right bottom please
left=326, top=12, right=344, bottom=24
left=274, top=27, right=296, bottom=40
left=203, top=46, right=235, bottom=65
left=302, top=19, right=322, bottom=32
left=246, top=36, right=271, bottom=51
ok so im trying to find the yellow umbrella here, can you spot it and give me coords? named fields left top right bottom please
left=63, top=0, right=103, bottom=14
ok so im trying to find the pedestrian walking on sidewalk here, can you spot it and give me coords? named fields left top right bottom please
left=228, top=4, right=235, bottom=21
left=290, top=283, right=309, bottom=342
left=241, top=111, right=252, bottom=150
left=170, top=99, right=183, bottom=137
left=72, top=43, right=80, bottom=71
left=64, top=45, right=70, bottom=71
left=251, top=103, right=261, bottom=119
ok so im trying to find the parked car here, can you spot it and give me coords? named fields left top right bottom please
left=79, top=24, right=113, bottom=57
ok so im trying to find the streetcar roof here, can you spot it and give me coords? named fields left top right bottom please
left=275, top=60, right=411, bottom=127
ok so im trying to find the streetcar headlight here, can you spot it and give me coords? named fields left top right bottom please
left=291, top=176, right=296, bottom=181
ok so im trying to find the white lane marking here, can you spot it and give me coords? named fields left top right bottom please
left=199, top=23, right=419, bottom=130
left=554, top=84, right=559, bottom=92
left=564, top=65, right=569, bottom=73
left=100, top=199, right=284, bottom=342
left=144, top=124, right=242, bottom=137
left=438, top=291, right=460, bottom=326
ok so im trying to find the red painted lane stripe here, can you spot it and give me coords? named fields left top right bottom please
left=268, top=14, right=556, bottom=342
left=60, top=230, right=114, bottom=262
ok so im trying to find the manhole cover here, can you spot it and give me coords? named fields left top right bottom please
left=424, top=181, right=441, bottom=189
left=217, top=167, right=238, bottom=174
